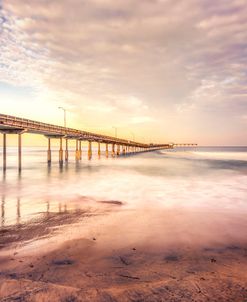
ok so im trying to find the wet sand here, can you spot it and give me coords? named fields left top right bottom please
left=0, top=202, right=247, bottom=301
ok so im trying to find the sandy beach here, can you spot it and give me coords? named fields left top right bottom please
left=0, top=200, right=247, bottom=302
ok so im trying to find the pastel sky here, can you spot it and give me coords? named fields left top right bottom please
left=0, top=0, right=247, bottom=145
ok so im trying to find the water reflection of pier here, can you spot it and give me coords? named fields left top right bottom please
left=1, top=196, right=20, bottom=227
left=0, top=196, right=71, bottom=227
left=1, top=197, right=5, bottom=227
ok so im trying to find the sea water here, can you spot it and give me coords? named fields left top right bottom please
left=0, top=146, right=247, bottom=252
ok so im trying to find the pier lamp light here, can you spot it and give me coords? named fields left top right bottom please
left=130, top=131, right=135, bottom=141
left=112, top=126, right=118, bottom=138
left=58, top=107, right=67, bottom=128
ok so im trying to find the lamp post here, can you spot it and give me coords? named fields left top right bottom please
left=112, top=126, right=118, bottom=138
left=130, top=131, right=135, bottom=141
left=58, top=107, right=66, bottom=128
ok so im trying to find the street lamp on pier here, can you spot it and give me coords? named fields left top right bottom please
left=130, top=131, right=135, bottom=141
left=112, top=126, right=118, bottom=138
left=58, top=107, right=67, bottom=128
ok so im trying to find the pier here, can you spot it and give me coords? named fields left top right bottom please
left=173, top=143, right=198, bottom=147
left=0, top=114, right=183, bottom=171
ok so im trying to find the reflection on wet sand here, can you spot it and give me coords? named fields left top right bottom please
left=0, top=204, right=247, bottom=301
left=0, top=209, right=89, bottom=248
left=1, top=198, right=21, bottom=227
left=0, top=190, right=123, bottom=251
left=1, top=197, right=5, bottom=227
left=17, top=198, right=20, bottom=225
left=0, top=194, right=92, bottom=232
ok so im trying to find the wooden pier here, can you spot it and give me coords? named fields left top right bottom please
left=0, top=113, right=177, bottom=171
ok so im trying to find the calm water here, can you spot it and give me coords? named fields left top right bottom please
left=0, top=146, right=246, bottom=226
left=0, top=146, right=247, bottom=252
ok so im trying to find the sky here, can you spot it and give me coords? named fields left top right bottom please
left=0, top=0, right=247, bottom=146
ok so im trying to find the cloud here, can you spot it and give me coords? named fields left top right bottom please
left=130, top=116, right=155, bottom=124
left=0, top=0, right=247, bottom=143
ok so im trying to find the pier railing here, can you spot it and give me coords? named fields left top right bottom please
left=0, top=113, right=142, bottom=146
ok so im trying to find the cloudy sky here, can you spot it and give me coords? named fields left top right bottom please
left=0, top=0, right=246, bottom=145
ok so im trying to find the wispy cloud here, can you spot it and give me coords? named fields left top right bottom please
left=0, top=0, right=246, bottom=144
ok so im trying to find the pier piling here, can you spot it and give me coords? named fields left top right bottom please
left=3, top=133, right=6, bottom=171
left=117, top=145, right=120, bottom=156
left=47, top=138, right=51, bottom=164
left=88, top=141, right=92, bottom=160
left=59, top=137, right=63, bottom=165
left=106, top=143, right=109, bottom=158
left=98, top=142, right=101, bottom=157
left=18, top=133, right=22, bottom=171
left=112, top=144, right=115, bottom=157
left=79, top=140, right=82, bottom=160
left=75, top=140, right=80, bottom=161
left=65, top=139, right=69, bottom=162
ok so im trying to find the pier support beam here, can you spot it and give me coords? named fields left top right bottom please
left=117, top=144, right=120, bottom=156
left=65, top=139, right=69, bottom=162
left=1, top=129, right=26, bottom=171
left=47, top=138, right=51, bottom=164
left=59, top=138, right=63, bottom=165
left=88, top=141, right=92, bottom=160
left=112, top=144, right=115, bottom=157
left=122, top=145, right=126, bottom=155
left=79, top=140, right=82, bottom=160
left=98, top=142, right=101, bottom=157
left=75, top=140, right=80, bottom=161
left=105, top=143, right=109, bottom=158
left=18, top=134, right=22, bottom=171
left=3, top=133, right=6, bottom=171
left=46, top=134, right=65, bottom=166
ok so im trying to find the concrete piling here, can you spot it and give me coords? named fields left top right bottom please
left=18, top=134, right=22, bottom=171
left=65, top=139, right=69, bottom=161
left=59, top=137, right=63, bottom=165
left=75, top=140, right=80, bottom=161
left=117, top=144, right=120, bottom=156
left=98, top=142, right=101, bottom=157
left=47, top=138, right=51, bottom=164
left=79, top=140, right=82, bottom=160
left=106, top=143, right=109, bottom=158
left=3, top=133, right=6, bottom=171
left=88, top=141, right=92, bottom=160
left=112, top=144, right=115, bottom=157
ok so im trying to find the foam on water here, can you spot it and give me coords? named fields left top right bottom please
left=0, top=147, right=247, bottom=235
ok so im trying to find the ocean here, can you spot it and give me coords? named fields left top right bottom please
left=0, top=146, right=247, bottom=253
